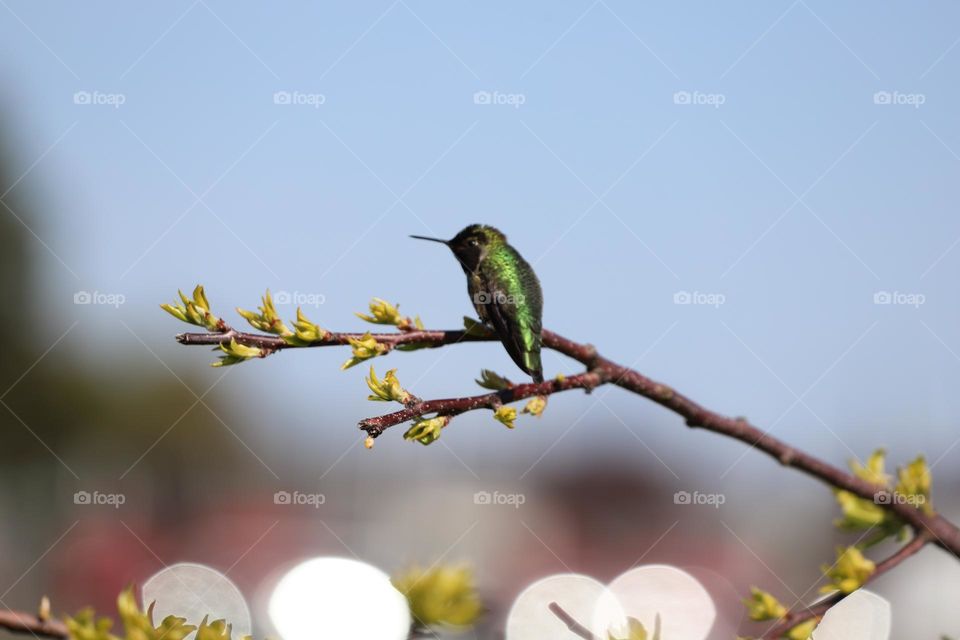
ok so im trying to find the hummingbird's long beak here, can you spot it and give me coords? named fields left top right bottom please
left=409, top=235, right=449, bottom=245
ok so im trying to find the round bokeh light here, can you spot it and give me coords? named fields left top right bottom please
left=142, top=563, right=251, bottom=637
left=268, top=557, right=411, bottom=640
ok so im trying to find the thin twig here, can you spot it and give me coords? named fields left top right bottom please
left=0, top=610, right=68, bottom=639
left=0, top=607, right=444, bottom=640
left=358, top=370, right=605, bottom=436
left=548, top=602, right=597, bottom=640
left=759, top=531, right=930, bottom=639
left=175, top=327, right=486, bottom=350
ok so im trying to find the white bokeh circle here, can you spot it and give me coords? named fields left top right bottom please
left=507, top=566, right=715, bottom=639
left=597, top=565, right=715, bottom=640
left=812, top=590, right=891, bottom=640
left=142, top=562, right=251, bottom=637
left=506, top=573, right=618, bottom=639
left=268, top=556, right=411, bottom=640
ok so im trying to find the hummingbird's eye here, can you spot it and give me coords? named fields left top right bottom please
left=468, top=238, right=479, bottom=247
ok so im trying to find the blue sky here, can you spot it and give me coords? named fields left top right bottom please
left=3, top=0, right=960, bottom=481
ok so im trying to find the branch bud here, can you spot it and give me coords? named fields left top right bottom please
left=463, top=316, right=494, bottom=337
left=236, top=290, right=291, bottom=336
left=820, top=546, right=875, bottom=594
left=341, top=332, right=388, bottom=370
left=391, top=565, right=482, bottom=628
left=523, top=395, right=547, bottom=417
left=475, top=369, right=512, bottom=390
left=213, top=337, right=264, bottom=367
left=742, top=587, right=786, bottom=621
left=285, top=307, right=329, bottom=345
left=493, top=406, right=517, bottom=429
left=160, top=285, right=221, bottom=331
left=403, top=416, right=449, bottom=445
left=365, top=366, right=412, bottom=404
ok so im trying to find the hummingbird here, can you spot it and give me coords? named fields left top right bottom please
left=411, top=225, right=544, bottom=383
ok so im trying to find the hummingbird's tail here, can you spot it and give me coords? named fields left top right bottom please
left=524, top=351, right=543, bottom=384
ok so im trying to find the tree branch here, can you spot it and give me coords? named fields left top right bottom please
left=358, top=370, right=604, bottom=436
left=174, top=322, right=960, bottom=557
left=759, top=531, right=930, bottom=639
left=175, top=327, right=488, bottom=351
left=0, top=610, right=67, bottom=639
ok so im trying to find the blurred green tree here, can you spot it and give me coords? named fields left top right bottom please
left=0, top=117, right=247, bottom=614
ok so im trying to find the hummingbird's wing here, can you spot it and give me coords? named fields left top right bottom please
left=478, top=263, right=543, bottom=382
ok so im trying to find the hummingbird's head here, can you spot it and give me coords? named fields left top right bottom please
left=410, top=224, right=505, bottom=273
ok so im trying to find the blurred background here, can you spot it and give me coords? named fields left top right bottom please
left=1, top=1, right=959, bottom=637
